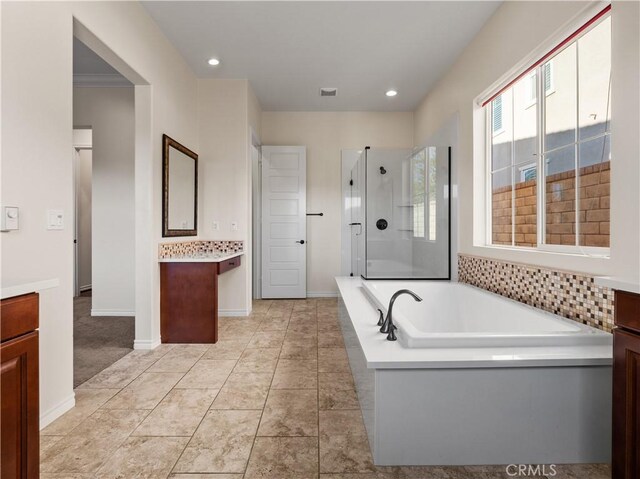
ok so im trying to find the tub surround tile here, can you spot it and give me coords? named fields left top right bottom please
left=458, top=254, right=614, bottom=332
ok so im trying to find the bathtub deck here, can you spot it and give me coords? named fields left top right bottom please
left=336, top=276, right=613, bottom=466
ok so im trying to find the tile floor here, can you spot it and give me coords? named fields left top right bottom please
left=41, top=299, right=611, bottom=478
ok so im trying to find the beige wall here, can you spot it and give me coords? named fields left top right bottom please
left=1, top=1, right=198, bottom=425
left=413, top=1, right=639, bottom=279
left=261, top=112, right=414, bottom=294
left=74, top=87, right=135, bottom=315
left=198, top=79, right=261, bottom=313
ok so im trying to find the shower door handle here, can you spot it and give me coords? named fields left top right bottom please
left=296, top=240, right=305, bottom=244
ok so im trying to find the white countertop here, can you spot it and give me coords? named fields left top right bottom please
left=158, top=251, right=244, bottom=263
left=1, top=278, right=60, bottom=300
left=595, top=275, right=640, bottom=294
left=335, top=276, right=612, bottom=369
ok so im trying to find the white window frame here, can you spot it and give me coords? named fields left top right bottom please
left=481, top=8, right=611, bottom=258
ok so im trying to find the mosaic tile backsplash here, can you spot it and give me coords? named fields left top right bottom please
left=458, top=254, right=614, bottom=333
left=159, top=240, right=244, bottom=258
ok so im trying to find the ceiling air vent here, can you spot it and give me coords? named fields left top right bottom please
left=320, top=88, right=338, bottom=97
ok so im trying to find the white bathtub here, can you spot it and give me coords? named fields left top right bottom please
left=336, top=276, right=612, bottom=466
left=362, top=280, right=612, bottom=349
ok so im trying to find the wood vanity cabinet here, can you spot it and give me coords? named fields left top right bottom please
left=612, top=290, right=640, bottom=479
left=160, top=256, right=241, bottom=343
left=1, top=293, right=40, bottom=479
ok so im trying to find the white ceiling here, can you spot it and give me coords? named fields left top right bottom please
left=142, top=1, right=501, bottom=111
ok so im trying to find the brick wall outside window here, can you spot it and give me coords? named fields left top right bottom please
left=492, top=161, right=610, bottom=248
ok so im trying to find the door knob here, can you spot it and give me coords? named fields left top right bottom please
left=296, top=240, right=305, bottom=244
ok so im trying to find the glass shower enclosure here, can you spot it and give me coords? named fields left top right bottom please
left=349, top=146, right=451, bottom=279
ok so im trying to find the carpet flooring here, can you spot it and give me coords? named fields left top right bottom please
left=73, top=290, right=135, bottom=387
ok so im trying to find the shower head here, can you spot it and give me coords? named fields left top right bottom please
left=380, top=166, right=387, bottom=175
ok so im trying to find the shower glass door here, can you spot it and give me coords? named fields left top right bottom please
left=356, top=146, right=450, bottom=280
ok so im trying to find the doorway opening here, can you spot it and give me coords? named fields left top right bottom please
left=72, top=37, right=135, bottom=387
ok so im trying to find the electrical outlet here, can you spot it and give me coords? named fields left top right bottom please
left=231, top=221, right=238, bottom=231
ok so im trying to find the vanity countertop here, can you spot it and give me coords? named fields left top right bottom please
left=159, top=251, right=244, bottom=263
left=1, top=278, right=60, bottom=300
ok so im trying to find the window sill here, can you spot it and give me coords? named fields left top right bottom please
left=477, top=243, right=610, bottom=260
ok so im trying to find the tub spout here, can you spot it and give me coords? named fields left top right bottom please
left=380, top=289, right=423, bottom=341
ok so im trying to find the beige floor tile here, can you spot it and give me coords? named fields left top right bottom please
left=201, top=339, right=249, bottom=360
left=319, top=373, right=359, bottom=410
left=258, top=389, right=318, bottom=437
left=286, top=330, right=319, bottom=341
left=102, top=372, right=183, bottom=410
left=318, top=348, right=351, bottom=373
left=40, top=474, right=95, bottom=478
left=42, top=389, right=120, bottom=435
left=319, top=410, right=367, bottom=437
left=318, top=319, right=341, bottom=332
left=318, top=332, right=346, bottom=349
left=170, top=475, right=243, bottom=479
left=146, top=346, right=207, bottom=373
left=211, top=372, right=272, bottom=409
left=219, top=328, right=256, bottom=341
left=248, top=330, right=286, bottom=348
left=258, top=316, right=290, bottom=331
left=173, top=409, right=261, bottom=473
left=280, top=340, right=318, bottom=360
left=320, top=434, right=375, bottom=474
left=40, top=435, right=65, bottom=454
left=241, top=347, right=281, bottom=361
left=75, top=351, right=160, bottom=390
left=174, top=359, right=236, bottom=389
left=132, top=388, right=218, bottom=436
left=94, top=436, right=189, bottom=478
left=245, top=436, right=319, bottom=479
left=540, top=464, right=611, bottom=479
left=40, top=409, right=149, bottom=473
left=271, top=359, right=318, bottom=389
left=235, top=348, right=279, bottom=373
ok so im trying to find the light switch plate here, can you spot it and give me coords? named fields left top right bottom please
left=1, top=206, right=19, bottom=231
left=47, top=209, right=64, bottom=230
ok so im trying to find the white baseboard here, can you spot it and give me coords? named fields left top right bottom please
left=306, top=291, right=339, bottom=298
left=134, top=338, right=161, bottom=350
left=91, top=309, right=135, bottom=317
left=79, top=284, right=92, bottom=292
left=40, top=393, right=76, bottom=429
left=219, top=309, right=250, bottom=317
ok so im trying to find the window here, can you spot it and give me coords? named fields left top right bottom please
left=411, top=147, right=438, bottom=240
left=486, top=7, right=611, bottom=252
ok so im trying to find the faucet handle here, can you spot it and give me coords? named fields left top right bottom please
left=376, top=309, right=384, bottom=326
left=386, top=323, right=398, bottom=341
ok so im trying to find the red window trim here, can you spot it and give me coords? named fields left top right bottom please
left=482, top=4, right=611, bottom=107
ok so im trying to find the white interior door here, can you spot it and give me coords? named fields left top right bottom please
left=261, top=146, right=306, bottom=298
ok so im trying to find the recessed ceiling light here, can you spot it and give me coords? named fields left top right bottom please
left=208, top=58, right=220, bottom=66
left=386, top=90, right=398, bottom=97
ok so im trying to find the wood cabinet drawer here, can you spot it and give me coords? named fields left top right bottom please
left=1, top=293, right=39, bottom=342
left=218, top=255, right=241, bottom=275
left=615, top=290, right=640, bottom=334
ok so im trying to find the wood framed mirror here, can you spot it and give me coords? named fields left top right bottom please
left=162, top=134, right=198, bottom=237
